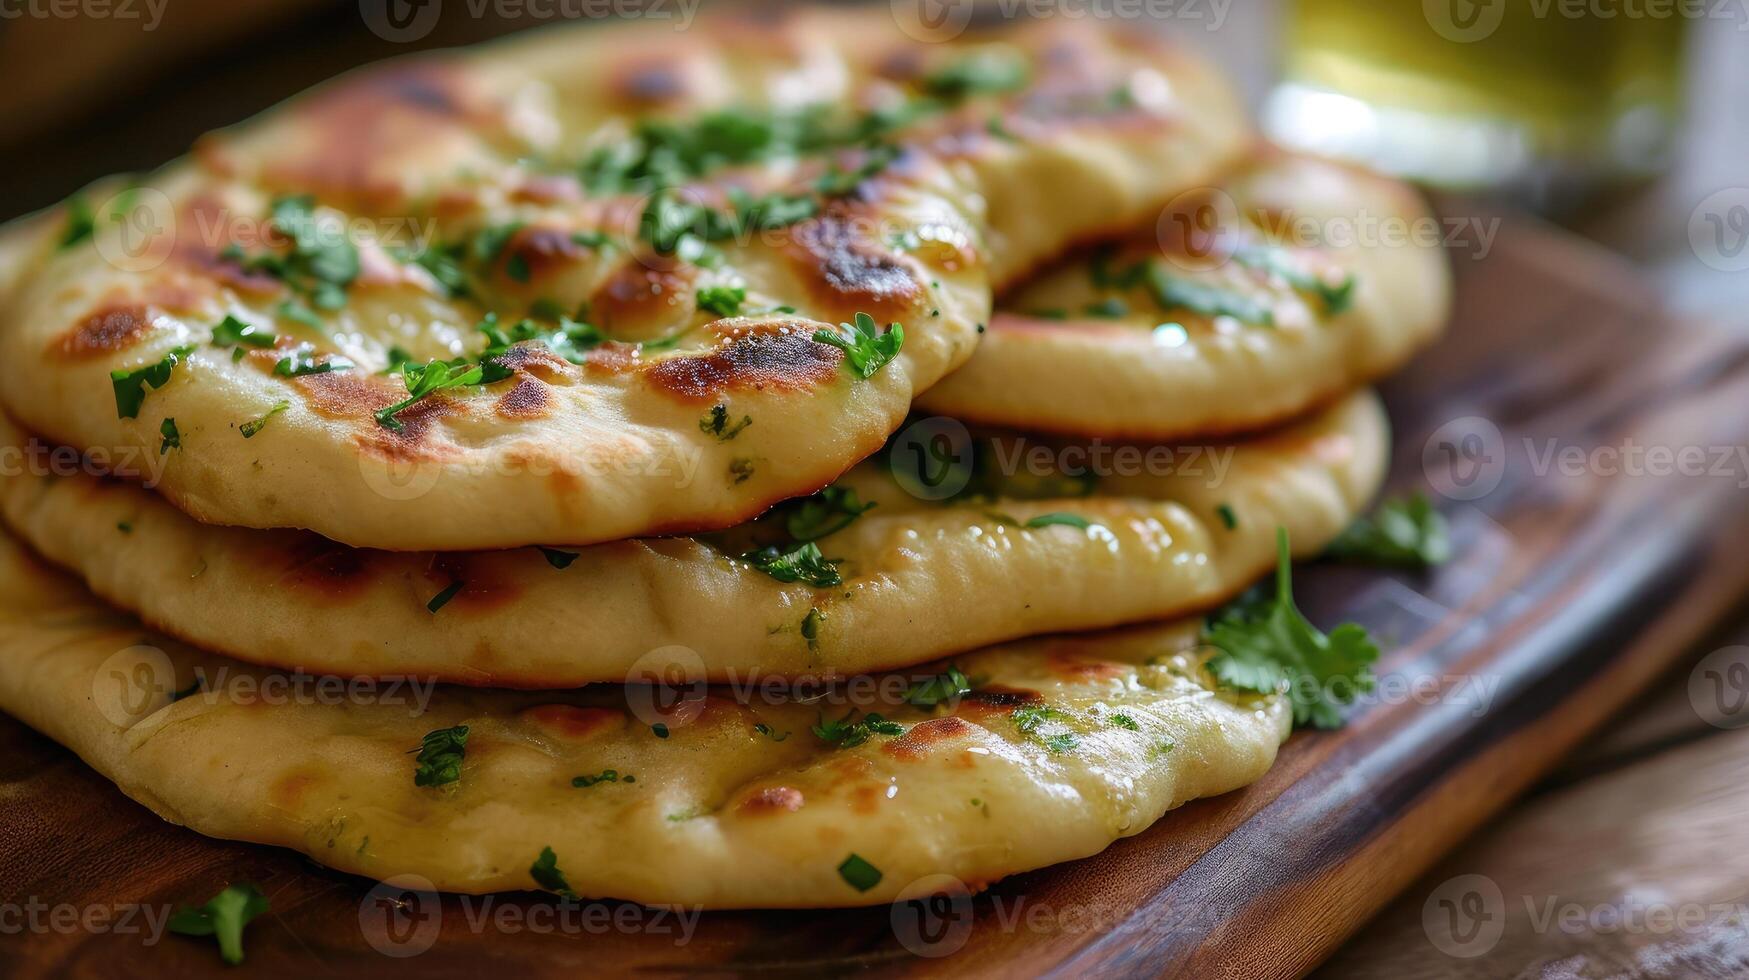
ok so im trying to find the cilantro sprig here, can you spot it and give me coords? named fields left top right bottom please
left=814, top=312, right=903, bottom=379
left=168, top=883, right=269, bottom=966
left=782, top=486, right=875, bottom=542
left=740, top=541, right=842, bottom=588
left=1203, top=528, right=1381, bottom=729
left=813, top=710, right=904, bottom=748
left=1326, top=493, right=1451, bottom=568
left=412, top=724, right=468, bottom=787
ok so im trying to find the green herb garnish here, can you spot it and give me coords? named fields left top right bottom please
left=412, top=724, right=468, bottom=787
left=814, top=312, right=903, bottom=379
left=1326, top=493, right=1451, bottom=568
left=238, top=400, right=289, bottom=438
left=159, top=418, right=180, bottom=455
left=812, top=710, right=904, bottom=748
left=696, top=285, right=746, bottom=317
left=426, top=580, right=465, bottom=613
left=538, top=547, right=579, bottom=570
left=905, top=664, right=971, bottom=708
left=740, top=541, right=842, bottom=587
left=167, top=883, right=269, bottom=966
left=1203, top=528, right=1381, bottom=729
left=110, top=346, right=195, bottom=419
left=783, top=486, right=875, bottom=541
left=700, top=404, right=752, bottom=441
left=837, top=853, right=883, bottom=893
left=529, top=846, right=578, bottom=899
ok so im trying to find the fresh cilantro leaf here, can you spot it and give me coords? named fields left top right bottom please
left=1083, top=297, right=1129, bottom=318
left=782, top=486, right=875, bottom=541
left=1203, top=528, right=1381, bottom=729
left=110, top=346, right=195, bottom=419
left=276, top=300, right=325, bottom=333
left=394, top=241, right=471, bottom=298
left=426, top=580, right=465, bottom=613
left=168, top=883, right=269, bottom=966
left=376, top=358, right=485, bottom=432
left=741, top=541, right=842, bottom=587
left=699, top=404, right=752, bottom=441
left=754, top=723, right=790, bottom=742
left=1110, top=713, right=1140, bottom=730
left=238, top=400, right=289, bottom=439
left=696, top=285, right=746, bottom=317
left=923, top=51, right=1030, bottom=99
left=1041, top=731, right=1080, bottom=753
left=1216, top=503, right=1239, bottom=530
left=529, top=846, right=578, bottom=899
left=837, top=853, right=883, bottom=893
left=813, top=312, right=903, bottom=379
left=211, top=315, right=273, bottom=349
left=572, top=769, right=628, bottom=788
left=1326, top=493, right=1451, bottom=568
left=1146, top=263, right=1275, bottom=326
left=273, top=348, right=353, bottom=377
left=159, top=418, right=180, bottom=455
left=905, top=664, right=971, bottom=708
left=1024, top=513, right=1092, bottom=530
left=59, top=195, right=96, bottom=250
left=412, top=724, right=468, bottom=787
left=1234, top=244, right=1357, bottom=314
left=266, top=195, right=360, bottom=309
left=538, top=547, right=579, bottom=570
left=813, top=710, right=904, bottom=748
left=801, top=606, right=825, bottom=653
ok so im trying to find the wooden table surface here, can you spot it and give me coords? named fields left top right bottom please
left=1, top=3, right=1747, bottom=976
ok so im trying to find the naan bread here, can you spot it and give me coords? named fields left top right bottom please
left=0, top=528, right=1288, bottom=906
left=919, top=151, right=1450, bottom=439
left=0, top=10, right=1247, bottom=551
left=0, top=390, right=1386, bottom=685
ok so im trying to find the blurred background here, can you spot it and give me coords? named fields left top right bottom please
left=1, top=0, right=1744, bottom=322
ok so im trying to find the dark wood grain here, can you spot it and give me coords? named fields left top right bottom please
left=2, top=211, right=1747, bottom=977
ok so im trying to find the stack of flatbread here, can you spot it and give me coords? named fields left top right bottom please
left=0, top=8, right=1448, bottom=911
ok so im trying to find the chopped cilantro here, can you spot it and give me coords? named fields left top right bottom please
left=273, top=348, right=353, bottom=377
left=1234, top=244, right=1357, bottom=314
left=696, top=285, right=746, bottom=317
left=110, top=346, right=194, bottom=419
left=572, top=769, right=628, bottom=788
left=700, top=404, right=752, bottom=441
left=159, top=418, right=180, bottom=455
left=426, top=580, right=465, bottom=613
left=905, top=664, right=971, bottom=707
left=922, top=51, right=1030, bottom=99
left=801, top=606, right=825, bottom=653
left=740, top=541, right=842, bottom=588
left=1110, top=713, right=1140, bottom=731
left=837, top=853, right=883, bottom=893
left=813, top=312, right=903, bottom=379
left=167, top=883, right=268, bottom=966
left=1203, top=528, right=1381, bottom=729
left=211, top=315, right=273, bottom=349
left=652, top=723, right=670, bottom=739
left=1024, top=513, right=1093, bottom=530
left=1146, top=263, right=1274, bottom=326
left=538, top=547, right=579, bottom=570
left=59, top=195, right=96, bottom=250
left=238, top=400, right=289, bottom=438
left=1326, top=493, right=1451, bottom=568
left=412, top=724, right=468, bottom=787
left=782, top=486, right=875, bottom=541
left=754, top=723, right=790, bottom=742
left=376, top=358, right=489, bottom=432
left=1216, top=503, right=1239, bottom=530
left=812, top=710, right=904, bottom=748
left=529, top=846, right=577, bottom=899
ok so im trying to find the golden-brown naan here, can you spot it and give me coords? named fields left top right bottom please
left=0, top=527, right=1287, bottom=906
left=919, top=151, right=1450, bottom=439
left=0, top=10, right=1247, bottom=550
left=0, top=390, right=1386, bottom=685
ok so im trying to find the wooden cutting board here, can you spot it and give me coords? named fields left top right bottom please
left=3, top=210, right=1747, bottom=978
